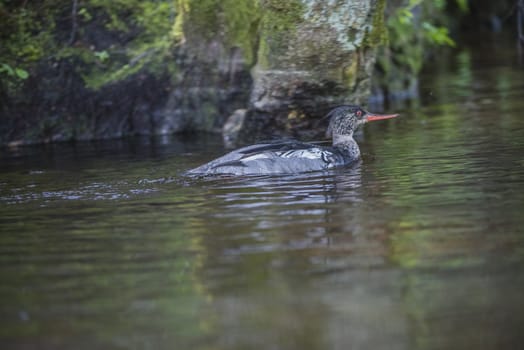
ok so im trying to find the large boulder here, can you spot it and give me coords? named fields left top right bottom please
left=234, top=0, right=386, bottom=143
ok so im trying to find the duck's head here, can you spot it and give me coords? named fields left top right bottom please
left=326, top=105, right=398, bottom=138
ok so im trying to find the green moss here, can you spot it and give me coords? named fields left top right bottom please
left=363, top=0, right=388, bottom=48
left=172, top=0, right=189, bottom=42
left=181, top=0, right=261, bottom=65
left=256, top=0, right=304, bottom=68
left=222, top=0, right=261, bottom=65
left=342, top=55, right=359, bottom=89
left=261, top=0, right=304, bottom=30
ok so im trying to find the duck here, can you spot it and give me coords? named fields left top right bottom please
left=187, top=105, right=398, bottom=176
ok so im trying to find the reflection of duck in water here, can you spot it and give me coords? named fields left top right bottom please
left=188, top=105, right=398, bottom=176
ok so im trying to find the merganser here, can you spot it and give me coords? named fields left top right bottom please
left=187, top=105, right=398, bottom=176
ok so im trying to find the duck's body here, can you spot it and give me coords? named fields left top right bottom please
left=187, top=139, right=359, bottom=176
left=187, top=105, right=397, bottom=176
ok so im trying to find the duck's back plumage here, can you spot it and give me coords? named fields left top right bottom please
left=187, top=140, right=353, bottom=176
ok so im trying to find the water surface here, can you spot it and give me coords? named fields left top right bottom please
left=1, top=42, right=524, bottom=349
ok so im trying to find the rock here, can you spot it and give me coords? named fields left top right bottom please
left=236, top=0, right=386, bottom=143
left=0, top=0, right=386, bottom=146
left=222, top=109, right=247, bottom=148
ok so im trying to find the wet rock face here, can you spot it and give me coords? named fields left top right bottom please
left=157, top=0, right=383, bottom=145
left=154, top=0, right=261, bottom=136
left=0, top=0, right=383, bottom=145
left=231, top=0, right=383, bottom=144
left=157, top=45, right=252, bottom=135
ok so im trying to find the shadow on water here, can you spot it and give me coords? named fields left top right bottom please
left=2, top=41, right=524, bottom=349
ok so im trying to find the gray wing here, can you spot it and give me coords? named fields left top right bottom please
left=186, top=143, right=280, bottom=174
left=187, top=141, right=344, bottom=176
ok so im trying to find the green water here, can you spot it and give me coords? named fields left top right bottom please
left=1, top=42, right=524, bottom=349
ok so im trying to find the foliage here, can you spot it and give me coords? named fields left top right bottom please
left=73, top=0, right=179, bottom=89
left=392, top=0, right=460, bottom=48
left=0, top=0, right=180, bottom=92
left=374, top=0, right=469, bottom=97
left=0, top=0, right=266, bottom=94
left=0, top=63, right=28, bottom=80
left=0, top=2, right=58, bottom=92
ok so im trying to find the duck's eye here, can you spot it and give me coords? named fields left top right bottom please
left=356, top=110, right=362, bottom=118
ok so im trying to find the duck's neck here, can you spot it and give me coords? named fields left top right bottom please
left=332, top=133, right=360, bottom=159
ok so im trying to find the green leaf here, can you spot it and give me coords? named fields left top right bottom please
left=15, top=68, right=29, bottom=79
left=455, top=0, right=469, bottom=12
left=94, top=50, right=110, bottom=62
left=422, top=22, right=455, bottom=47
left=79, top=7, right=93, bottom=21
left=408, top=0, right=423, bottom=8
left=0, top=63, right=15, bottom=76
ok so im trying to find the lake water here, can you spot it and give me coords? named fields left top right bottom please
left=1, top=40, right=524, bottom=349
